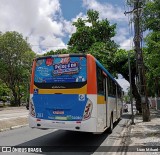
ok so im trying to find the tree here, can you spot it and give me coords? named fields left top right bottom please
left=0, top=79, right=11, bottom=103
left=143, top=0, right=160, bottom=31
left=68, top=10, right=143, bottom=112
left=44, top=49, right=70, bottom=56
left=143, top=0, right=160, bottom=97
left=113, top=49, right=142, bottom=112
left=68, top=9, right=117, bottom=54
left=68, top=9, right=118, bottom=73
left=0, top=31, right=36, bottom=106
left=89, top=42, right=117, bottom=69
left=144, top=32, right=160, bottom=97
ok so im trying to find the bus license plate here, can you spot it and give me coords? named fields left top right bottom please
left=53, top=111, right=64, bottom=115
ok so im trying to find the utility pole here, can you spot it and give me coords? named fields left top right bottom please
left=128, top=51, right=135, bottom=124
left=125, top=0, right=150, bottom=122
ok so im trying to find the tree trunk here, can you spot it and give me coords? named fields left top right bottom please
left=123, top=73, right=142, bottom=113
left=12, top=89, right=18, bottom=106
left=131, top=77, right=142, bottom=113
left=141, top=102, right=150, bottom=121
left=17, top=85, right=21, bottom=106
left=17, top=96, right=21, bottom=106
left=10, top=85, right=19, bottom=106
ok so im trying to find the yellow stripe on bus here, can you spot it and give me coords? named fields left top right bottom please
left=97, top=95, right=106, bottom=104
left=34, top=85, right=87, bottom=94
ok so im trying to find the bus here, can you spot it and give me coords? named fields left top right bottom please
left=29, top=54, right=123, bottom=133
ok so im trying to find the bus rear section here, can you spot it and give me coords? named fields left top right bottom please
left=29, top=54, right=97, bottom=132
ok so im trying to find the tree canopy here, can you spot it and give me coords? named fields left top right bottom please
left=68, top=9, right=118, bottom=57
left=143, top=0, right=160, bottom=96
left=27, top=3, right=160, bottom=114
left=43, top=10, right=142, bottom=112
left=0, top=31, right=36, bottom=106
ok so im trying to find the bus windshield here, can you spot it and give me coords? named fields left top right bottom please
left=34, top=56, right=87, bottom=89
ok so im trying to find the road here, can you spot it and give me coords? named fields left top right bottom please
left=0, top=112, right=131, bottom=155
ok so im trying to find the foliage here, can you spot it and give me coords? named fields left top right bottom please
left=126, top=0, right=160, bottom=99
left=89, top=42, right=117, bottom=70
left=144, top=33, right=160, bottom=77
left=68, top=9, right=118, bottom=54
left=0, top=79, right=11, bottom=102
left=143, top=32, right=160, bottom=96
left=113, top=49, right=142, bottom=112
left=44, top=49, right=70, bottom=56
left=44, top=10, right=142, bottom=111
left=0, top=31, right=36, bottom=106
left=45, top=10, right=118, bottom=74
left=143, top=0, right=160, bottom=96
left=112, top=49, right=136, bottom=80
left=126, top=0, right=147, bottom=7
left=143, top=0, right=160, bottom=31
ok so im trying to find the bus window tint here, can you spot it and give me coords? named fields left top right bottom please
left=107, top=77, right=116, bottom=97
left=118, top=87, right=122, bottom=98
left=97, top=66, right=104, bottom=95
left=34, top=56, right=87, bottom=89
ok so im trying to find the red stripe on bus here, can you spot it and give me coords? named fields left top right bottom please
left=30, top=60, right=36, bottom=94
left=87, top=54, right=97, bottom=94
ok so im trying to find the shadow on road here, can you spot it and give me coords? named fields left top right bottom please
left=16, top=128, right=111, bottom=154
left=14, top=113, right=131, bottom=154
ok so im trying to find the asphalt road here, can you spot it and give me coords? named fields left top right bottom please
left=0, top=112, right=131, bottom=155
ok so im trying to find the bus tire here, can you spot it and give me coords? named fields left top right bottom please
left=108, top=114, right=113, bottom=133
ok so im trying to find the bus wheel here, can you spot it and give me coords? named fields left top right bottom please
left=109, top=115, right=113, bottom=133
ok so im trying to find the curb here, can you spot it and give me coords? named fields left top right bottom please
left=120, top=119, right=132, bottom=144
left=0, top=124, right=28, bottom=132
left=118, top=119, right=132, bottom=155
left=114, top=117, right=132, bottom=145
left=111, top=116, right=132, bottom=155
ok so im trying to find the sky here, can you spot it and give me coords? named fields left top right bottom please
left=0, top=0, right=131, bottom=91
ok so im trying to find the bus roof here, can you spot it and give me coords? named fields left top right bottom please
left=35, top=53, right=86, bottom=60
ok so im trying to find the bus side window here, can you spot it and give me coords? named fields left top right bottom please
left=107, top=77, right=111, bottom=96
left=107, top=77, right=116, bottom=97
left=118, top=87, right=121, bottom=98
left=120, top=88, right=122, bottom=98
left=113, top=82, right=116, bottom=97
left=97, top=66, right=104, bottom=95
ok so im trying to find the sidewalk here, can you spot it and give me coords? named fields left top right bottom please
left=121, top=108, right=160, bottom=155
left=0, top=106, right=26, bottom=111
left=0, top=106, right=28, bottom=132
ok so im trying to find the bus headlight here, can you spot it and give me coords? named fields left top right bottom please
left=29, top=99, right=36, bottom=117
left=83, top=99, right=93, bottom=121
